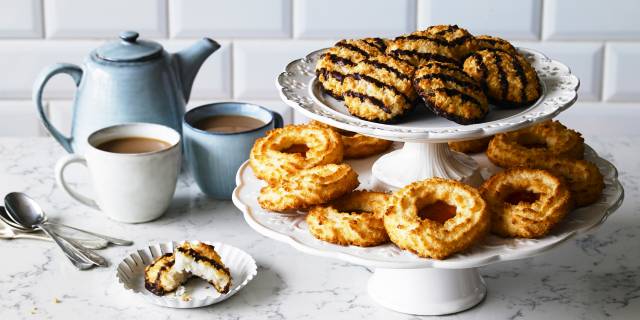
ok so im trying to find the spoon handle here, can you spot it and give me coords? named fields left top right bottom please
left=53, top=231, right=109, bottom=267
left=38, top=224, right=94, bottom=270
left=46, top=222, right=133, bottom=246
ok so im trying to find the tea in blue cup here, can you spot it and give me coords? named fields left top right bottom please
left=183, top=102, right=283, bottom=199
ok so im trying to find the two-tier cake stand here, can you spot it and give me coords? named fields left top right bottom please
left=232, top=48, right=624, bottom=315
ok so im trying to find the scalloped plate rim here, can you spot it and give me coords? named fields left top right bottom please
left=232, top=146, right=623, bottom=270
left=115, top=240, right=257, bottom=308
left=276, top=47, right=580, bottom=142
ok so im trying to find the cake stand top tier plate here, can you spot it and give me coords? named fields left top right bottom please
left=276, top=48, right=579, bottom=142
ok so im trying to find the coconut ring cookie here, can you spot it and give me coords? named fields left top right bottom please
left=480, top=168, right=572, bottom=238
left=310, top=121, right=392, bottom=159
left=529, top=158, right=604, bottom=207
left=384, top=178, right=490, bottom=260
left=449, top=136, right=492, bottom=154
left=487, top=120, right=585, bottom=168
left=258, top=164, right=359, bottom=212
left=307, top=191, right=390, bottom=247
left=250, top=124, right=344, bottom=185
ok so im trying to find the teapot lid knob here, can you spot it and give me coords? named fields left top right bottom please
left=96, top=31, right=162, bottom=62
left=120, top=31, right=139, bottom=43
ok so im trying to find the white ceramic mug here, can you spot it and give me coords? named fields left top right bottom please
left=55, top=123, right=181, bottom=223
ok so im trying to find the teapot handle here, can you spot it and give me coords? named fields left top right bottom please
left=33, top=63, right=83, bottom=153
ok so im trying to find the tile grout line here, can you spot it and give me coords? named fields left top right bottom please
left=538, top=0, right=545, bottom=41
left=600, top=42, right=608, bottom=102
left=165, top=0, right=171, bottom=38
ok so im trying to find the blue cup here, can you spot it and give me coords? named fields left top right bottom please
left=183, top=102, right=283, bottom=199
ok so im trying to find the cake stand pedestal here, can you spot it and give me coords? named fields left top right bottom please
left=372, top=142, right=483, bottom=188
left=368, top=267, right=485, bottom=315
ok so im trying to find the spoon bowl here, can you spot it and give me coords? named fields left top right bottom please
left=4, top=192, right=47, bottom=228
left=0, top=206, right=34, bottom=232
left=4, top=192, right=108, bottom=268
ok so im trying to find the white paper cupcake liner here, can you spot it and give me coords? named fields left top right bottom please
left=115, top=240, right=257, bottom=308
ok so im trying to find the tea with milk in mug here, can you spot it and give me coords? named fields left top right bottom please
left=194, top=115, right=265, bottom=133
left=96, top=137, right=171, bottom=154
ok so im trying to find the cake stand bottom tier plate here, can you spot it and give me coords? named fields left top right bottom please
left=232, top=145, right=623, bottom=315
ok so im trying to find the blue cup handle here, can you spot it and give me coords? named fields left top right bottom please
left=271, top=111, right=284, bottom=128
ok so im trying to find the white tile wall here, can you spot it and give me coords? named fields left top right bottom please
left=418, top=0, right=541, bottom=40
left=294, top=0, right=415, bottom=38
left=169, top=0, right=291, bottom=38
left=514, top=41, right=604, bottom=101
left=46, top=100, right=73, bottom=137
left=0, top=0, right=43, bottom=38
left=603, top=43, right=640, bottom=102
left=0, top=0, right=639, bottom=137
left=45, top=0, right=167, bottom=38
left=161, top=40, right=232, bottom=99
left=233, top=40, right=333, bottom=99
left=0, top=101, right=44, bottom=136
left=0, top=41, right=100, bottom=98
left=544, top=0, right=640, bottom=40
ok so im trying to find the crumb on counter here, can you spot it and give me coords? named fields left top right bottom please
left=52, top=297, right=61, bottom=304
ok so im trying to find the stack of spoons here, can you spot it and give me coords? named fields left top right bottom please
left=0, top=192, right=132, bottom=270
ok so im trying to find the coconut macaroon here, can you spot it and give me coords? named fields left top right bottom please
left=342, top=54, right=417, bottom=122
left=315, top=38, right=389, bottom=99
left=144, top=253, right=191, bottom=296
left=174, top=242, right=232, bottom=294
left=387, top=25, right=475, bottom=66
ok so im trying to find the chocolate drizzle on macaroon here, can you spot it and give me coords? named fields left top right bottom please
left=413, top=60, right=488, bottom=124
left=463, top=49, right=541, bottom=108
left=315, top=38, right=388, bottom=99
left=342, top=54, right=417, bottom=122
left=386, top=25, right=475, bottom=66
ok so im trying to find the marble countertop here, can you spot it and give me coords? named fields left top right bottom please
left=1, top=112, right=639, bottom=319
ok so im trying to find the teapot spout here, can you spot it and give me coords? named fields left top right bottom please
left=173, top=38, right=220, bottom=102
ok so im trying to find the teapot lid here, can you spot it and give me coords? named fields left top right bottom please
left=95, top=31, right=162, bottom=62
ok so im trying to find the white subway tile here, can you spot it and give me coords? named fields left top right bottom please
left=418, top=0, right=541, bottom=40
left=513, top=42, right=604, bottom=101
left=45, top=0, right=167, bottom=38
left=544, top=0, right=640, bottom=40
left=0, top=0, right=43, bottom=38
left=294, top=0, right=415, bottom=38
left=160, top=40, right=232, bottom=99
left=603, top=43, right=640, bottom=102
left=556, top=102, right=640, bottom=137
left=0, top=100, right=44, bottom=137
left=0, top=41, right=101, bottom=99
left=46, top=100, right=73, bottom=137
left=169, top=0, right=291, bottom=38
left=233, top=40, right=333, bottom=100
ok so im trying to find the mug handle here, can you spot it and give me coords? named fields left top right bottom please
left=33, top=63, right=83, bottom=153
left=271, top=111, right=284, bottom=128
left=55, top=154, right=99, bottom=210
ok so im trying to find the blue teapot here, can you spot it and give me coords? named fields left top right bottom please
left=34, top=31, right=220, bottom=153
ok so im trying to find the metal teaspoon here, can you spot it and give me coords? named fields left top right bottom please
left=0, top=206, right=108, bottom=249
left=4, top=193, right=107, bottom=267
